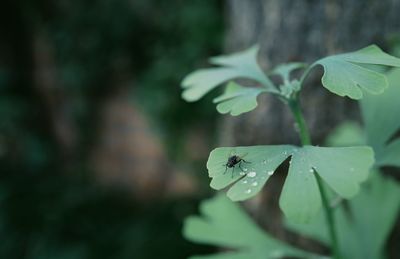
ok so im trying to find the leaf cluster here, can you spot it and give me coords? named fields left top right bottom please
left=181, top=45, right=400, bottom=259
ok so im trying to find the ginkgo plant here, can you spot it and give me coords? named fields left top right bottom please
left=181, top=45, right=400, bottom=259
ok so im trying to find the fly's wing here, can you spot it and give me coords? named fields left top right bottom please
left=239, top=152, right=248, bottom=159
left=229, top=149, right=237, bottom=157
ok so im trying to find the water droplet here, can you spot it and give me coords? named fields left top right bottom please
left=267, top=171, right=274, bottom=176
left=309, top=169, right=314, bottom=173
left=283, top=151, right=287, bottom=155
left=262, top=160, right=267, bottom=164
left=245, top=189, right=252, bottom=194
left=271, top=250, right=283, bottom=257
left=243, top=168, right=248, bottom=172
left=252, top=182, right=258, bottom=186
left=239, top=172, right=246, bottom=176
left=248, top=171, right=257, bottom=177
left=242, top=180, right=248, bottom=184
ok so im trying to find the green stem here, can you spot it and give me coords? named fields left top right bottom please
left=288, top=98, right=341, bottom=259
left=288, top=99, right=311, bottom=145
left=316, top=174, right=340, bottom=259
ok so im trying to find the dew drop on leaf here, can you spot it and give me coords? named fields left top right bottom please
left=245, top=189, right=252, bottom=194
left=267, top=171, right=274, bottom=176
left=252, top=182, right=258, bottom=186
left=248, top=172, right=257, bottom=177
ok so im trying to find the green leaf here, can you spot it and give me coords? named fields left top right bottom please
left=271, top=62, right=306, bottom=83
left=212, top=81, right=266, bottom=116
left=378, top=139, right=400, bottom=167
left=207, top=145, right=374, bottom=222
left=181, top=45, right=275, bottom=102
left=315, top=45, right=400, bottom=99
left=279, top=79, right=301, bottom=99
left=360, top=68, right=400, bottom=167
left=325, top=122, right=365, bottom=147
left=286, top=172, right=400, bottom=259
left=183, top=194, right=323, bottom=259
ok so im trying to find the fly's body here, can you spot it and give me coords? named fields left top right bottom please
left=224, top=154, right=250, bottom=177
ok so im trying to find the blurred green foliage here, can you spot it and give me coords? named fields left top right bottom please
left=0, top=0, right=223, bottom=258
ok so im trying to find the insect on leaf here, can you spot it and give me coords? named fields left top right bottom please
left=212, top=81, right=267, bottom=116
left=207, top=145, right=374, bottom=223
left=315, top=45, right=400, bottom=99
left=181, top=45, right=276, bottom=102
left=183, top=194, right=323, bottom=259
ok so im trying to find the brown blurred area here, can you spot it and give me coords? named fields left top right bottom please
left=91, top=91, right=197, bottom=199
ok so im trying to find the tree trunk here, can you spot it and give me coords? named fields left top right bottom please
left=223, top=0, right=400, bottom=254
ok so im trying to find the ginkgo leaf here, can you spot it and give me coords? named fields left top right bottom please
left=207, top=145, right=374, bottom=222
left=325, top=122, right=365, bottom=147
left=181, top=45, right=276, bottom=102
left=271, top=62, right=306, bottom=83
left=315, top=45, right=400, bottom=99
left=360, top=68, right=400, bottom=167
left=183, top=194, right=324, bottom=259
left=288, top=110, right=400, bottom=259
left=212, top=81, right=267, bottom=116
left=378, top=139, right=400, bottom=167
left=286, top=172, right=400, bottom=259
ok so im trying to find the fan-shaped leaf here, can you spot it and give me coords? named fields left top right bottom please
left=271, top=62, right=306, bottom=83
left=183, top=194, right=324, bottom=259
left=360, top=68, right=400, bottom=167
left=325, top=122, right=365, bottom=147
left=181, top=45, right=276, bottom=102
left=212, top=81, right=266, bottom=116
left=315, top=45, right=400, bottom=99
left=207, top=145, right=374, bottom=222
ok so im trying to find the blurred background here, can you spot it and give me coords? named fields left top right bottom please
left=0, top=0, right=223, bottom=258
left=1, top=0, right=399, bottom=258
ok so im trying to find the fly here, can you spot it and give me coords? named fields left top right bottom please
left=223, top=153, right=251, bottom=178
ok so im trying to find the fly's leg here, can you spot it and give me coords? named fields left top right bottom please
left=239, top=160, right=250, bottom=173
left=242, top=159, right=251, bottom=164
left=239, top=161, right=245, bottom=172
left=223, top=164, right=228, bottom=174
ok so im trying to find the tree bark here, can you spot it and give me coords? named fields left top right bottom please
left=224, top=0, right=400, bottom=146
left=223, top=0, right=400, bottom=254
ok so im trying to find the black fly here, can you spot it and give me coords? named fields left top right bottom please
left=224, top=154, right=250, bottom=178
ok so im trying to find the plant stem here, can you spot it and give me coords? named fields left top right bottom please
left=288, top=99, right=311, bottom=145
left=288, top=98, right=341, bottom=259
left=315, top=173, right=340, bottom=259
